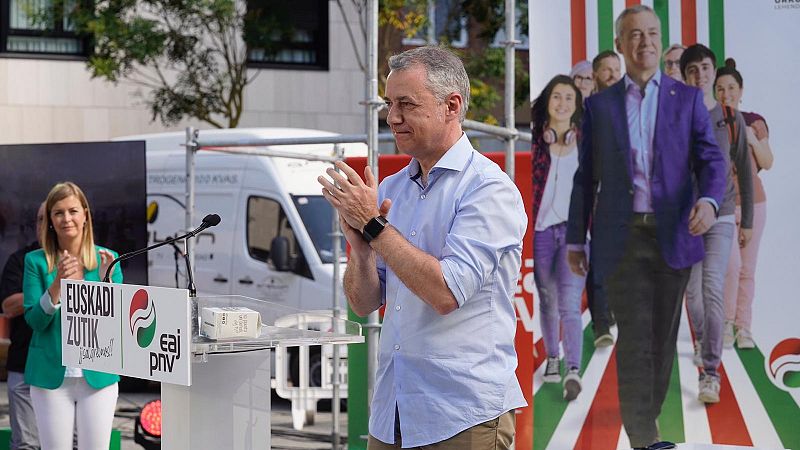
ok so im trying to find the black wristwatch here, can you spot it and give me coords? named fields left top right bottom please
left=362, top=216, right=388, bottom=243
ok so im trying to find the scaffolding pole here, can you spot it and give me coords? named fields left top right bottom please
left=504, top=0, right=518, bottom=181
left=331, top=143, right=345, bottom=450
left=364, top=0, right=381, bottom=424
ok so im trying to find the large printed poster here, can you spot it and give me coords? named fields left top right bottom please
left=528, top=2, right=800, bottom=449
left=0, top=141, right=148, bottom=286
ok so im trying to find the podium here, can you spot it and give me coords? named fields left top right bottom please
left=59, top=281, right=363, bottom=450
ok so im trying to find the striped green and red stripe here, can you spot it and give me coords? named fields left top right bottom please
left=567, top=0, right=727, bottom=65
left=530, top=318, right=800, bottom=449
left=573, top=349, right=622, bottom=450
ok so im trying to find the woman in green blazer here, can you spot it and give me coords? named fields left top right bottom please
left=23, top=181, right=122, bottom=450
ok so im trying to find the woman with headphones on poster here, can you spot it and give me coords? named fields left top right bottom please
left=23, top=181, right=122, bottom=450
left=530, top=75, right=586, bottom=401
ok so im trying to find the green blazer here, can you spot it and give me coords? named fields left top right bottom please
left=23, top=247, right=122, bottom=390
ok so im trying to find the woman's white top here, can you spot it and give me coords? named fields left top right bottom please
left=535, top=146, right=580, bottom=231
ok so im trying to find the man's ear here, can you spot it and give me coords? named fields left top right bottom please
left=444, top=92, right=463, bottom=121
left=615, top=37, right=622, bottom=54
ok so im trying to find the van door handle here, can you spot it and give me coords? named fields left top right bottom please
left=238, top=277, right=254, bottom=285
left=213, top=276, right=228, bottom=283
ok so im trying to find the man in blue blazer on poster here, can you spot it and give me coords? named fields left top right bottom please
left=566, top=5, right=727, bottom=450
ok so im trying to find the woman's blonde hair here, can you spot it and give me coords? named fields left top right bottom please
left=40, top=182, right=97, bottom=272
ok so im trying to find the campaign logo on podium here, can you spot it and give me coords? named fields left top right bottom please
left=62, top=280, right=192, bottom=386
left=130, top=289, right=157, bottom=348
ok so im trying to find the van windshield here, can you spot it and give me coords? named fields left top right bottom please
left=291, top=195, right=347, bottom=264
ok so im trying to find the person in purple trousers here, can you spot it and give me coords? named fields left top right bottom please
left=530, top=74, right=586, bottom=401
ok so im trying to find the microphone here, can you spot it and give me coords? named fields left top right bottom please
left=200, top=214, right=221, bottom=228
left=102, top=214, right=222, bottom=284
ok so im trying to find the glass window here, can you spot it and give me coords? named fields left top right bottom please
left=1, top=0, right=88, bottom=56
left=402, top=0, right=468, bottom=48
left=246, top=196, right=297, bottom=263
left=291, top=195, right=345, bottom=264
left=245, top=0, right=328, bottom=70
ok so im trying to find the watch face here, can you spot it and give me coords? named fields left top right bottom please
left=362, top=216, right=387, bottom=242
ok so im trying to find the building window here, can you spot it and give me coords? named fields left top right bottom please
left=0, top=0, right=88, bottom=57
left=490, top=5, right=528, bottom=50
left=245, top=0, right=328, bottom=70
left=402, top=0, right=468, bottom=48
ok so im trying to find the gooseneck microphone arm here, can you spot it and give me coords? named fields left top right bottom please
left=102, top=214, right=221, bottom=283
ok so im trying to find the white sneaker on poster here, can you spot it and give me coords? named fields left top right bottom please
left=723, top=321, right=735, bottom=349
left=543, top=357, right=560, bottom=383
left=698, top=373, right=720, bottom=404
left=563, top=367, right=582, bottom=401
left=737, top=328, right=755, bottom=349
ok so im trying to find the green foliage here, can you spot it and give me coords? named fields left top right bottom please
left=460, top=0, right=528, bottom=41
left=459, top=47, right=529, bottom=123
left=34, top=0, right=261, bottom=128
left=468, top=78, right=501, bottom=124
left=458, top=0, right=529, bottom=122
left=378, top=1, right=529, bottom=123
left=379, top=0, right=428, bottom=39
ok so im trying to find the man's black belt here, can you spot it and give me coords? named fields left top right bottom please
left=632, top=212, right=656, bottom=225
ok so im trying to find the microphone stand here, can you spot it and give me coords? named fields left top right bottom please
left=183, top=237, right=197, bottom=297
left=168, top=241, right=182, bottom=289
left=167, top=241, right=197, bottom=297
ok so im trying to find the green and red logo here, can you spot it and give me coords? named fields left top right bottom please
left=130, top=289, right=157, bottom=348
left=766, top=337, right=800, bottom=392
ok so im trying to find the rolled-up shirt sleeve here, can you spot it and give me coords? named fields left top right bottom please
left=439, top=175, right=527, bottom=307
left=39, top=290, right=59, bottom=315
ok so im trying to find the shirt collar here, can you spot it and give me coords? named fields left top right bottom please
left=406, top=133, right=473, bottom=179
left=623, top=70, right=662, bottom=92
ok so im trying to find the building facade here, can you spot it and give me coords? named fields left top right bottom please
left=0, top=0, right=367, bottom=144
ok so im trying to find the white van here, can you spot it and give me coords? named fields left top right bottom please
left=117, top=127, right=367, bottom=386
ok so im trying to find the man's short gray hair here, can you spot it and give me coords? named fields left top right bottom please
left=663, top=43, right=686, bottom=58
left=388, top=46, right=470, bottom=122
left=615, top=4, right=661, bottom=39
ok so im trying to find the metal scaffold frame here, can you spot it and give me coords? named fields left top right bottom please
left=181, top=1, right=526, bottom=447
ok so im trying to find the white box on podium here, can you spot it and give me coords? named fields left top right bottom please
left=200, top=306, right=262, bottom=339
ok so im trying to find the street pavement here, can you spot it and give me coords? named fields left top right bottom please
left=0, top=382, right=349, bottom=450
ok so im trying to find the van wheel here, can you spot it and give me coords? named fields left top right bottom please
left=289, top=347, right=322, bottom=388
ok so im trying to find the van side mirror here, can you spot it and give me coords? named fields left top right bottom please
left=269, top=236, right=292, bottom=272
